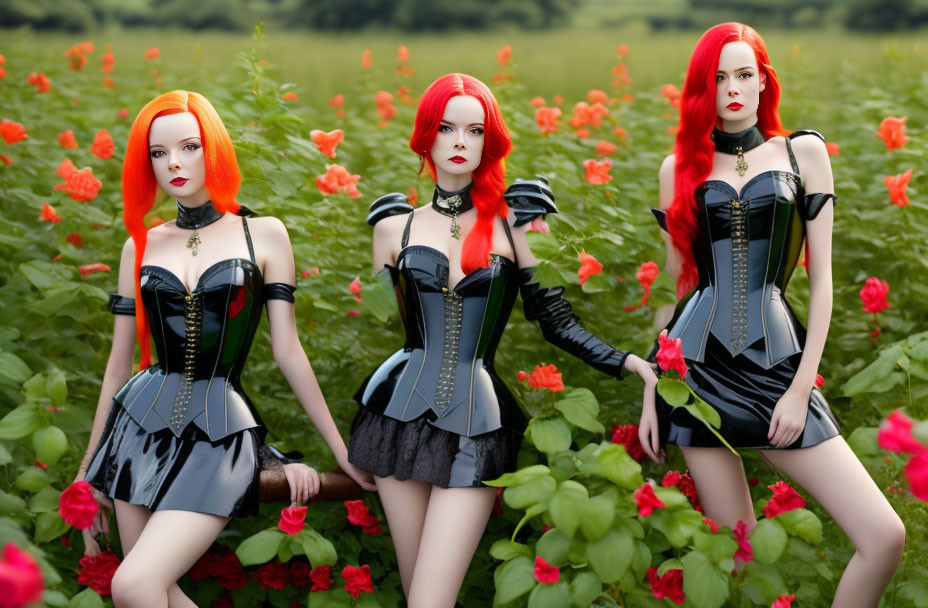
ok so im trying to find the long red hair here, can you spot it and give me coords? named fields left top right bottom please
left=123, top=90, right=241, bottom=369
left=409, top=73, right=512, bottom=274
left=668, top=23, right=788, bottom=297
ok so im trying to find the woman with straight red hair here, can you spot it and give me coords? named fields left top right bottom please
left=348, top=73, right=657, bottom=607
left=643, top=23, right=904, bottom=605
left=73, top=91, right=374, bottom=608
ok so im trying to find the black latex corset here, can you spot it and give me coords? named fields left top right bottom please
left=355, top=246, right=524, bottom=437
left=115, top=259, right=267, bottom=441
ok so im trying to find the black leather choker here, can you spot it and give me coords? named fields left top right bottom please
left=712, top=125, right=765, bottom=155
left=431, top=183, right=474, bottom=240
left=176, top=200, right=222, bottom=256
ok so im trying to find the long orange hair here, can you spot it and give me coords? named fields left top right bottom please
left=409, top=74, right=512, bottom=274
left=123, top=90, right=241, bottom=369
left=668, top=23, right=788, bottom=297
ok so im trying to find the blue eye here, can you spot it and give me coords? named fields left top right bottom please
left=739, top=72, right=753, bottom=79
left=150, top=150, right=165, bottom=158
left=438, top=125, right=452, bottom=133
left=184, top=143, right=201, bottom=151
left=716, top=74, right=726, bottom=82
left=469, top=127, right=484, bottom=135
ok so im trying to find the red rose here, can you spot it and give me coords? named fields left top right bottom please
left=814, top=374, right=825, bottom=388
left=657, top=334, right=688, bottom=378
left=54, top=166, right=103, bottom=202
left=252, top=559, right=286, bottom=590
left=187, top=553, right=210, bottom=582
left=0, top=543, right=44, bottom=607
left=878, top=410, right=925, bottom=454
left=661, top=470, right=682, bottom=487
left=764, top=481, right=805, bottom=518
left=341, top=564, right=373, bottom=599
left=89, top=129, right=114, bottom=160
left=285, top=560, right=312, bottom=588
left=77, top=549, right=121, bottom=596
left=633, top=483, right=665, bottom=517
left=212, top=593, right=234, bottom=608
left=533, top=556, right=560, bottom=584
left=647, top=567, right=685, bottom=604
left=525, top=364, right=565, bottom=392
left=59, top=480, right=98, bottom=529
left=733, top=520, right=754, bottom=565
left=905, top=450, right=928, bottom=501
left=309, top=565, right=332, bottom=592
left=859, top=277, right=889, bottom=314
left=611, top=424, right=646, bottom=462
left=278, top=505, right=307, bottom=536
left=702, top=518, right=719, bottom=533
left=675, top=474, right=702, bottom=513
left=344, top=500, right=380, bottom=534
left=58, top=129, right=78, bottom=149
left=772, top=594, right=796, bottom=608
left=0, top=119, right=28, bottom=144
left=493, top=487, right=504, bottom=517
left=206, top=549, right=248, bottom=590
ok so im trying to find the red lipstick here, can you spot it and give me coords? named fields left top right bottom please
left=727, top=102, right=743, bottom=111
left=171, top=177, right=188, bottom=186
left=449, top=156, right=467, bottom=164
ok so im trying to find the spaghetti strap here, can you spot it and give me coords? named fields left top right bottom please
left=501, top=218, right=518, bottom=266
left=242, top=217, right=256, bottom=264
left=401, top=212, right=415, bottom=249
left=784, top=137, right=800, bottom=175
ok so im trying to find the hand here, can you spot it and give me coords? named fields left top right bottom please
left=283, top=463, right=321, bottom=504
left=638, top=387, right=664, bottom=463
left=337, top=458, right=377, bottom=492
left=81, top=485, right=113, bottom=556
left=623, top=354, right=659, bottom=385
left=767, top=387, right=809, bottom=448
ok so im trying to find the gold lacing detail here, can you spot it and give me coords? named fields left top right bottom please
left=434, top=287, right=463, bottom=411
left=730, top=199, right=749, bottom=350
left=171, top=291, right=202, bottom=431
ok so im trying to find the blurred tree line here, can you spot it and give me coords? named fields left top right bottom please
left=1, top=0, right=927, bottom=32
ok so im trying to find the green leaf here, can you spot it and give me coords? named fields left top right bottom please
left=896, top=578, right=928, bottom=608
left=503, top=474, right=557, bottom=511
left=20, top=261, right=73, bottom=290
left=528, top=581, right=571, bottom=608
left=0, top=490, right=29, bottom=516
left=308, top=589, right=353, bottom=608
left=236, top=529, right=285, bottom=566
left=300, top=528, right=337, bottom=566
left=586, top=527, right=634, bottom=583
left=681, top=550, right=729, bottom=608
left=579, top=492, right=616, bottom=542
left=28, top=486, right=62, bottom=513
left=43, top=590, right=71, bottom=608
left=0, top=443, right=11, bottom=465
left=537, top=528, right=571, bottom=566
left=847, top=426, right=881, bottom=457
left=593, top=442, right=642, bottom=490
left=15, top=467, right=50, bottom=493
left=751, top=518, right=788, bottom=564
left=0, top=405, right=42, bottom=440
left=362, top=272, right=397, bottom=323
left=0, top=352, right=31, bottom=387
left=549, top=481, right=589, bottom=538
left=648, top=509, right=703, bottom=548
left=555, top=388, right=605, bottom=434
left=278, top=534, right=294, bottom=563
left=485, top=465, right=551, bottom=488
left=531, top=416, right=572, bottom=456
left=775, top=509, right=823, bottom=544
left=740, top=562, right=787, bottom=606
left=32, top=426, right=68, bottom=467
left=35, top=511, right=69, bottom=543
left=657, top=378, right=690, bottom=406
left=569, top=570, right=602, bottom=607
left=493, top=556, right=536, bottom=606
left=67, top=588, right=105, bottom=608
left=490, top=539, right=533, bottom=562
left=46, top=368, right=68, bottom=407
left=913, top=421, right=928, bottom=446
left=843, top=344, right=907, bottom=395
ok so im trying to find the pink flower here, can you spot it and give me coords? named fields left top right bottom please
left=772, top=594, right=796, bottom=608
left=527, top=217, right=550, bottom=234
left=905, top=450, right=928, bottom=501
left=0, top=543, right=44, bottom=607
left=633, top=483, right=665, bottom=517
left=647, top=567, right=685, bottom=604
left=656, top=334, right=688, bottom=378
left=533, top=556, right=559, bottom=584
left=764, top=481, right=805, bottom=518
left=733, top=520, right=754, bottom=565
left=860, top=277, right=889, bottom=314
left=879, top=411, right=926, bottom=454
left=278, top=506, right=307, bottom=535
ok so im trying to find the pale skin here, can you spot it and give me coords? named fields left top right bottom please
left=75, top=112, right=375, bottom=608
left=369, top=95, right=657, bottom=607
left=643, top=41, right=904, bottom=607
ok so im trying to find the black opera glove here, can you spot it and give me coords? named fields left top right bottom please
left=519, top=267, right=629, bottom=379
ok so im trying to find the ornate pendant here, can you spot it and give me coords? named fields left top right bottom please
left=443, top=193, right=463, bottom=240
left=186, top=229, right=201, bottom=256
left=450, top=216, right=461, bottom=240
left=735, top=145, right=748, bottom=177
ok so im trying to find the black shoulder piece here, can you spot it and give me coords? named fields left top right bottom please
left=367, top=193, right=414, bottom=226
left=504, top=177, right=558, bottom=227
left=787, top=130, right=826, bottom=143
left=651, top=208, right=668, bottom=232
left=799, top=193, right=837, bottom=221
left=263, top=283, right=297, bottom=303
left=108, top=294, right=135, bottom=316
left=236, top=205, right=257, bottom=217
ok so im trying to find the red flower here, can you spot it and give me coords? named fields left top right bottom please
left=662, top=470, right=682, bottom=487
left=617, top=43, right=628, bottom=58
left=748, top=477, right=759, bottom=486
left=633, top=483, right=665, bottom=517
left=657, top=334, right=688, bottom=378
left=100, top=45, right=115, bottom=74
left=102, top=77, right=115, bottom=90
left=876, top=116, right=907, bottom=150
left=661, top=84, right=682, bottom=110
left=341, top=565, right=373, bottom=599
left=814, top=374, right=825, bottom=388
left=58, top=130, right=79, bottom=149
left=879, top=411, right=925, bottom=454
left=329, top=94, right=344, bottom=108
left=281, top=92, right=298, bottom=102
left=533, top=556, right=559, bottom=584
left=588, top=89, right=610, bottom=105
left=614, top=126, right=627, bottom=140
left=361, top=49, right=372, bottom=70
left=676, top=474, right=702, bottom=512
left=553, top=95, right=563, bottom=105
left=611, top=424, right=646, bottom=462
left=884, top=169, right=912, bottom=208
left=310, top=129, right=344, bottom=158
left=0, top=543, right=44, bottom=607
left=66, top=233, right=84, bottom=247
left=535, top=106, right=562, bottom=135
left=345, top=500, right=381, bottom=534
left=349, top=277, right=362, bottom=301
left=213, top=593, right=233, bottom=608
left=28, top=72, right=51, bottom=93
left=825, top=142, right=839, bottom=156
left=408, top=188, right=419, bottom=206
left=59, top=480, right=98, bottom=529
left=348, top=310, right=359, bottom=317
left=772, top=594, right=796, bottom=608
left=41, top=202, right=62, bottom=224
left=647, top=567, right=685, bottom=604
left=583, top=159, right=613, bottom=185
left=764, top=481, right=805, bottom=518
left=1, top=119, right=28, bottom=144
left=530, top=96, right=546, bottom=108
left=525, top=364, right=565, bottom=392
left=90, top=129, right=115, bottom=160
left=595, top=140, right=617, bottom=157
left=575, top=128, right=591, bottom=139
left=733, top=520, right=754, bottom=565
left=577, top=251, right=603, bottom=284
left=637, top=261, right=659, bottom=291
left=278, top=505, right=307, bottom=535
left=34, top=460, right=48, bottom=469
left=252, top=559, right=287, bottom=590
left=315, top=164, right=361, bottom=198
left=859, top=277, right=889, bottom=314
left=145, top=47, right=160, bottom=60
left=78, top=263, right=111, bottom=279
left=0, top=155, right=10, bottom=166
left=871, top=328, right=881, bottom=338
left=702, top=517, right=719, bottom=533
left=65, top=45, right=89, bottom=71
left=77, top=550, right=121, bottom=596
left=58, top=158, right=76, bottom=179
left=309, top=565, right=332, bottom=591
left=905, top=450, right=928, bottom=501
left=55, top=166, right=103, bottom=202
left=119, top=108, right=129, bottom=120
left=207, top=550, right=248, bottom=590
left=497, top=45, right=512, bottom=67
left=396, top=45, right=410, bottom=62
left=493, top=487, right=504, bottom=517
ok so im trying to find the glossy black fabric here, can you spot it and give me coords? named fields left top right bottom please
left=108, top=294, right=135, bottom=316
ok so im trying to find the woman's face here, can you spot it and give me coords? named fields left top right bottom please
left=429, top=94, right=485, bottom=188
left=148, top=112, right=209, bottom=206
left=715, top=41, right=766, bottom=130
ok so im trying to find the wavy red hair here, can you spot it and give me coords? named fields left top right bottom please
left=409, top=73, right=512, bottom=274
left=668, top=23, right=788, bottom=297
left=123, top=90, right=241, bottom=369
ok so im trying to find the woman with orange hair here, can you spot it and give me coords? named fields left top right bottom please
left=643, top=23, right=904, bottom=605
left=74, top=91, right=375, bottom=608
left=349, top=73, right=657, bottom=607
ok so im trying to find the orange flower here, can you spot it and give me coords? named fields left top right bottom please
left=145, top=46, right=160, bottom=60
left=349, top=277, right=362, bottom=297
left=55, top=166, right=103, bottom=202
left=0, top=155, right=10, bottom=166
left=588, top=89, right=609, bottom=105
left=310, top=129, right=345, bottom=158
left=529, top=96, right=546, bottom=108
left=535, top=107, right=562, bottom=135
left=884, top=169, right=913, bottom=208
left=524, top=364, right=565, bottom=392
left=825, top=142, right=839, bottom=156
left=397, top=45, right=410, bottom=62
left=1, top=119, right=28, bottom=144
left=57, top=158, right=77, bottom=179
left=41, top=202, right=62, bottom=224
left=661, top=84, right=682, bottom=110
left=617, top=43, right=628, bottom=58
left=361, top=49, right=372, bottom=70
left=102, top=77, right=115, bottom=90
left=281, top=92, right=298, bottom=102
left=0, top=54, right=6, bottom=65
left=66, top=233, right=83, bottom=247
left=375, top=91, right=396, bottom=121
left=614, top=126, right=627, bottom=140
left=119, top=108, right=129, bottom=120
left=595, top=140, right=617, bottom=157
left=583, top=159, right=613, bottom=185
left=577, top=251, right=603, bottom=284
left=553, top=94, right=563, bottom=105
left=375, top=91, right=393, bottom=106
left=491, top=73, right=514, bottom=83
left=622, top=94, right=633, bottom=103
left=876, top=116, right=907, bottom=151
left=79, top=263, right=111, bottom=279
left=408, top=188, right=419, bottom=206
left=64, top=46, right=88, bottom=71
left=396, top=65, right=414, bottom=77
left=58, top=130, right=79, bottom=149
left=315, top=164, right=361, bottom=198
left=28, top=72, right=51, bottom=93
left=89, top=130, right=114, bottom=160
left=79, top=42, right=94, bottom=54
left=497, top=45, right=512, bottom=67
left=329, top=94, right=344, bottom=108
left=575, top=128, right=590, bottom=139
left=0, top=67, right=5, bottom=80
left=100, top=45, right=114, bottom=74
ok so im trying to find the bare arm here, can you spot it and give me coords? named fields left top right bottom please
left=371, top=213, right=406, bottom=274
left=658, top=154, right=682, bottom=280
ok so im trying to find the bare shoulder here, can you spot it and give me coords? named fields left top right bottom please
left=245, top=215, right=289, bottom=239
left=790, top=132, right=829, bottom=161
left=658, top=154, right=676, bottom=209
left=372, top=211, right=409, bottom=243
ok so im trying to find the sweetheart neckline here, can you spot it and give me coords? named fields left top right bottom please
left=141, top=258, right=262, bottom=295
left=392, top=245, right=517, bottom=292
left=700, top=169, right=800, bottom=201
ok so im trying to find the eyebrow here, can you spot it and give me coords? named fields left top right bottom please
left=718, top=65, right=755, bottom=73
left=148, top=136, right=201, bottom=149
left=439, top=120, right=485, bottom=127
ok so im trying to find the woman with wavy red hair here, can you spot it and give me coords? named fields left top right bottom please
left=73, top=91, right=374, bottom=608
left=643, top=24, right=903, bottom=605
left=348, top=73, right=657, bottom=607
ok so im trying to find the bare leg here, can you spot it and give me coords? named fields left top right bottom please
left=406, top=486, right=496, bottom=608
left=761, top=437, right=904, bottom=608
left=112, top=502, right=198, bottom=608
left=110, top=510, right=229, bottom=608
left=375, top=475, right=431, bottom=595
left=680, top=446, right=756, bottom=529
